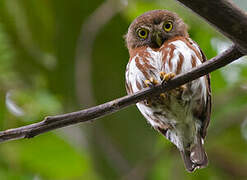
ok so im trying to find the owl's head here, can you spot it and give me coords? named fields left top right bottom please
left=125, top=10, right=188, bottom=50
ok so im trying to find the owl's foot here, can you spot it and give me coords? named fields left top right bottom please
left=144, top=77, right=164, bottom=105
left=144, top=77, right=158, bottom=106
left=159, top=72, right=186, bottom=98
left=144, top=77, right=159, bottom=87
left=159, top=72, right=175, bottom=82
left=159, top=72, right=176, bottom=100
left=160, top=93, right=166, bottom=100
left=173, top=85, right=186, bottom=96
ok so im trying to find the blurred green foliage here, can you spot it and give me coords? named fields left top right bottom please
left=0, top=0, right=246, bottom=179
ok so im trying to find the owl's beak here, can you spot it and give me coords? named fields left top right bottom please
left=153, top=31, right=163, bottom=47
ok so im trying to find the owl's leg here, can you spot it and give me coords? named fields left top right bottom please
left=144, top=77, right=161, bottom=105
left=159, top=72, right=186, bottom=98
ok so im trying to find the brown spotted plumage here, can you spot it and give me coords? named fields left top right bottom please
left=125, top=10, right=211, bottom=172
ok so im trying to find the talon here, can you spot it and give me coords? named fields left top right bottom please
left=178, top=85, right=186, bottom=91
left=160, top=72, right=166, bottom=80
left=150, top=77, right=158, bottom=85
left=160, top=93, right=166, bottom=99
left=175, top=85, right=186, bottom=93
left=163, top=73, right=176, bottom=82
left=145, top=77, right=158, bottom=87
left=145, top=80, right=151, bottom=87
left=171, top=85, right=187, bottom=98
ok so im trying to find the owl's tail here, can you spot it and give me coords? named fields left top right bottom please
left=180, top=134, right=208, bottom=172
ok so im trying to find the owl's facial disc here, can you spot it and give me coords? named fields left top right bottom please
left=125, top=10, right=189, bottom=50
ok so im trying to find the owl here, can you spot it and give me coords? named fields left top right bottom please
left=125, top=10, right=211, bottom=172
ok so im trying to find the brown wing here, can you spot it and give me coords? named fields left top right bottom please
left=197, top=44, right=212, bottom=139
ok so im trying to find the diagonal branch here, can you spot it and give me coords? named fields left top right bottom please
left=0, top=45, right=243, bottom=143
left=175, top=0, right=247, bottom=54
left=1, top=0, right=247, bottom=143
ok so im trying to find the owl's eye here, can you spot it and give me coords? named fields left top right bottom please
left=137, top=28, right=149, bottom=39
left=163, top=21, right=173, bottom=32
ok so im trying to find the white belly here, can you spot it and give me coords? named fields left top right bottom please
left=125, top=39, right=208, bottom=150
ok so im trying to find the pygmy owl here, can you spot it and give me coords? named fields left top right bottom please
left=125, top=10, right=211, bottom=172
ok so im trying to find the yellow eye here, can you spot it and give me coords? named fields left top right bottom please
left=163, top=21, right=173, bottom=32
left=137, top=28, right=149, bottom=39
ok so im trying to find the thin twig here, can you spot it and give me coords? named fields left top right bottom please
left=0, top=45, right=243, bottom=143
